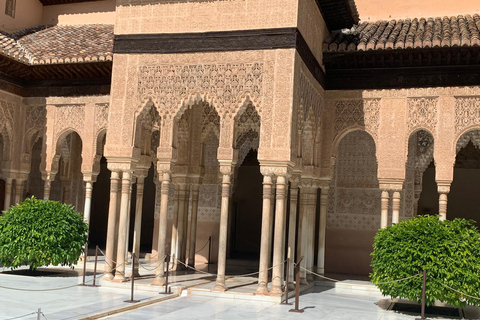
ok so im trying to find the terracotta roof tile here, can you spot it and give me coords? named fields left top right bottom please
left=0, top=24, right=113, bottom=65
left=324, top=14, right=480, bottom=52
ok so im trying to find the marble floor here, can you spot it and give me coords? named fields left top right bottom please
left=103, top=286, right=478, bottom=320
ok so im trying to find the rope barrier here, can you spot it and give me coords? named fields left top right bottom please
left=135, top=255, right=167, bottom=272
left=185, top=238, right=210, bottom=254
left=299, top=266, right=422, bottom=288
left=432, top=278, right=480, bottom=301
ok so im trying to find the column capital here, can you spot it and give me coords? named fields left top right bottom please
left=259, top=164, right=290, bottom=178
left=82, top=172, right=98, bottom=183
left=106, top=158, right=137, bottom=173
left=379, top=179, right=404, bottom=192
left=437, top=180, right=451, bottom=194
left=219, top=161, right=235, bottom=176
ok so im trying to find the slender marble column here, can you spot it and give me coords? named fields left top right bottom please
left=316, top=188, right=328, bottom=275
left=287, top=183, right=299, bottom=288
left=306, top=190, right=316, bottom=282
left=267, top=180, right=276, bottom=266
left=255, top=174, right=273, bottom=294
left=151, top=181, right=161, bottom=258
left=298, top=191, right=308, bottom=284
left=113, top=171, right=132, bottom=282
left=125, top=181, right=134, bottom=263
left=212, top=168, right=232, bottom=292
left=438, top=184, right=450, bottom=221
left=181, top=186, right=190, bottom=262
left=103, top=171, right=120, bottom=280
left=83, top=181, right=93, bottom=228
left=270, top=175, right=287, bottom=296
left=170, top=185, right=180, bottom=267
left=4, top=178, right=12, bottom=210
left=176, top=185, right=187, bottom=269
left=380, top=190, right=389, bottom=228
left=14, top=179, right=24, bottom=204
left=132, top=176, right=145, bottom=276
left=153, top=172, right=171, bottom=286
left=391, top=191, right=401, bottom=225
left=43, top=177, right=51, bottom=200
left=188, top=185, right=200, bottom=267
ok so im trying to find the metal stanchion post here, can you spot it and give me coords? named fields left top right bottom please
left=415, top=270, right=428, bottom=320
left=281, top=258, right=292, bottom=305
left=81, top=244, right=88, bottom=286
left=92, top=245, right=99, bottom=287
left=289, top=256, right=304, bottom=313
left=208, top=235, right=212, bottom=264
left=125, top=253, right=139, bottom=303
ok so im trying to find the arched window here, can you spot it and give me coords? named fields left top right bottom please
left=5, top=0, right=15, bottom=18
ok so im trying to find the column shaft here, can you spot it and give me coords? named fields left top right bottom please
left=439, top=193, right=448, bottom=221
left=151, top=182, right=161, bottom=258
left=188, top=185, right=200, bottom=267
left=153, top=173, right=171, bottom=286
left=43, top=178, right=51, bottom=200
left=103, top=171, right=120, bottom=280
left=113, top=171, right=131, bottom=282
left=212, top=173, right=231, bottom=292
left=316, top=190, right=328, bottom=275
left=4, top=178, right=12, bottom=210
left=287, top=186, right=298, bottom=287
left=298, top=192, right=308, bottom=284
left=256, top=175, right=272, bottom=294
left=175, top=185, right=187, bottom=268
left=391, top=191, right=401, bottom=224
left=270, top=176, right=287, bottom=295
left=132, top=176, right=145, bottom=276
left=380, top=191, right=389, bottom=228
left=14, top=180, right=24, bottom=204
left=83, top=181, right=93, bottom=228
left=170, top=185, right=180, bottom=266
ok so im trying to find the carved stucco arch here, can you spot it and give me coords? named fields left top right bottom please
left=454, top=126, right=480, bottom=154
left=405, top=127, right=435, bottom=165
left=332, top=126, right=378, bottom=168
left=49, top=128, right=83, bottom=175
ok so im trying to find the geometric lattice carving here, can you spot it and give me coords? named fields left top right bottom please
left=408, top=97, right=438, bottom=133
left=334, top=99, right=380, bottom=140
left=94, top=103, right=109, bottom=135
left=455, top=97, right=480, bottom=134
left=456, top=130, right=480, bottom=153
left=328, top=130, right=381, bottom=230
left=197, top=184, right=221, bottom=221
left=201, top=102, right=220, bottom=141
left=54, top=105, right=85, bottom=142
left=203, top=132, right=219, bottom=184
left=138, top=63, right=263, bottom=117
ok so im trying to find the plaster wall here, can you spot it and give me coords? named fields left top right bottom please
left=355, top=0, right=480, bottom=22
left=0, top=0, right=43, bottom=33
left=114, top=0, right=299, bottom=34
left=41, top=0, right=116, bottom=25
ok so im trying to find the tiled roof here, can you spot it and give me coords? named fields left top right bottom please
left=0, top=24, right=113, bottom=65
left=324, top=14, right=480, bottom=52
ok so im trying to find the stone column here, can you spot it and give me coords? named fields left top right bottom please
left=124, top=180, right=134, bottom=262
left=438, top=183, right=451, bottom=221
left=113, top=171, right=132, bottom=282
left=14, top=179, right=25, bottom=204
left=270, top=174, right=288, bottom=296
left=255, top=172, right=273, bottom=295
left=132, top=175, right=145, bottom=276
left=181, top=185, right=190, bottom=263
left=380, top=190, right=389, bottom=228
left=287, top=178, right=299, bottom=288
left=4, top=178, right=13, bottom=210
left=391, top=191, right=401, bottom=224
left=306, top=188, right=317, bottom=282
left=212, top=164, right=232, bottom=292
left=153, top=171, right=171, bottom=286
left=317, top=185, right=329, bottom=275
left=169, top=184, right=180, bottom=268
left=151, top=180, right=161, bottom=258
left=175, top=184, right=187, bottom=268
left=103, top=171, right=120, bottom=280
left=188, top=184, right=200, bottom=267
left=83, top=179, right=94, bottom=229
left=267, top=179, right=276, bottom=266
left=298, top=190, right=308, bottom=284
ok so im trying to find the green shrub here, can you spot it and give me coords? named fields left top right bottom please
left=0, top=197, right=88, bottom=271
left=371, top=215, right=480, bottom=307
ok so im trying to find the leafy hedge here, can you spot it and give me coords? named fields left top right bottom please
left=0, top=197, right=88, bottom=270
left=371, top=215, right=480, bottom=307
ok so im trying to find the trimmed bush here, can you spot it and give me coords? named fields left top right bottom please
left=371, top=215, right=480, bottom=307
left=0, top=197, right=88, bottom=271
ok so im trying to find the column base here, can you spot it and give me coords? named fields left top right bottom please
left=152, top=275, right=166, bottom=286
left=287, top=282, right=295, bottom=290
left=128, top=271, right=141, bottom=278
left=299, top=277, right=308, bottom=285
left=255, top=283, right=269, bottom=295
left=269, top=286, right=283, bottom=296
left=112, top=273, right=126, bottom=283
left=316, top=267, right=324, bottom=275
left=102, top=273, right=114, bottom=281
left=307, top=273, right=314, bottom=282
left=211, top=283, right=227, bottom=292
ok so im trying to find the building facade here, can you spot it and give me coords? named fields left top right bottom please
left=1, top=0, right=480, bottom=294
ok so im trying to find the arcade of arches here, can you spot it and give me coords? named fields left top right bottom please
left=2, top=0, right=480, bottom=297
